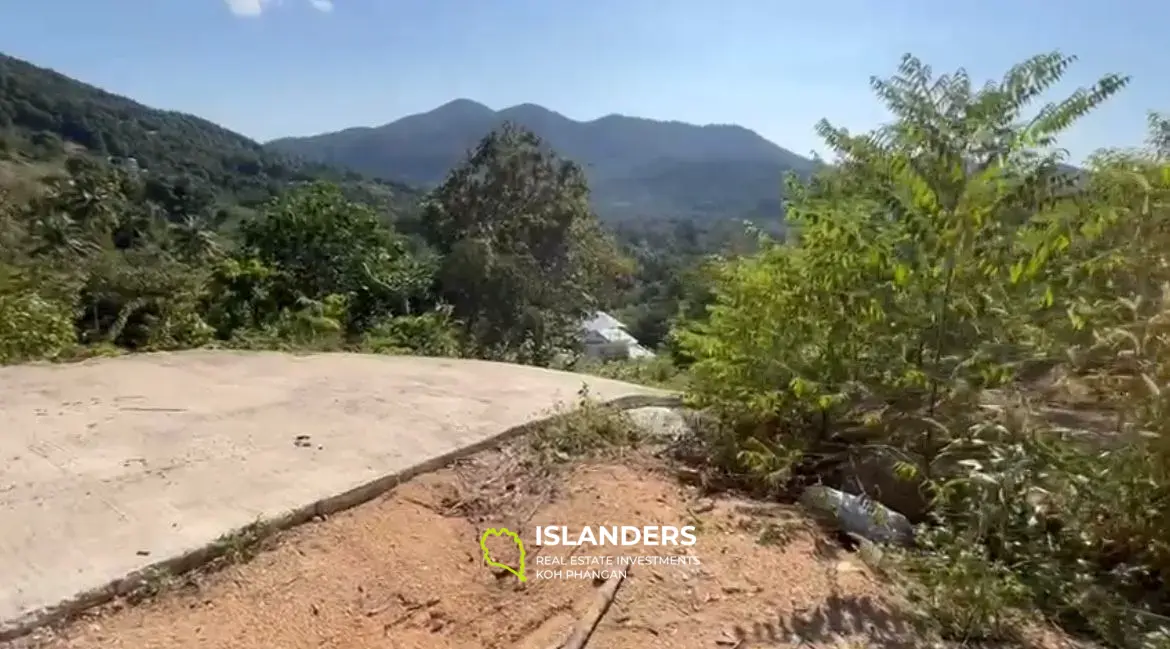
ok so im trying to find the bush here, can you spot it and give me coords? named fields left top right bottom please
left=0, top=283, right=76, bottom=363
left=267, top=294, right=349, bottom=350
left=673, top=53, right=1170, bottom=646
left=572, top=355, right=685, bottom=389
left=202, top=257, right=281, bottom=340
left=360, top=306, right=462, bottom=357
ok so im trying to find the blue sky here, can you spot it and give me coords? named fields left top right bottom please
left=1, top=0, right=1165, bottom=163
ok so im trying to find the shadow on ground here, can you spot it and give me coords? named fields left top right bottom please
left=731, top=593, right=918, bottom=649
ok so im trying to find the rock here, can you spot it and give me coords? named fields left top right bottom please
left=625, top=406, right=718, bottom=465
left=691, top=498, right=715, bottom=513
left=625, top=406, right=693, bottom=441
left=799, top=485, right=914, bottom=547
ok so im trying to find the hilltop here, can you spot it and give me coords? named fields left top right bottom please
left=0, top=53, right=422, bottom=216
left=267, top=99, right=818, bottom=222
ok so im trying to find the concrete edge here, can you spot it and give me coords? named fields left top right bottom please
left=0, top=392, right=683, bottom=642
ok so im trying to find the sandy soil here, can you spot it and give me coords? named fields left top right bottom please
left=12, top=437, right=932, bottom=649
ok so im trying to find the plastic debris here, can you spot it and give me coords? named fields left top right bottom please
left=799, top=485, right=914, bottom=546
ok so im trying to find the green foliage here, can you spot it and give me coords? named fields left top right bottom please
left=529, top=387, right=644, bottom=462
left=0, top=52, right=420, bottom=213
left=421, top=122, right=628, bottom=364
left=889, top=523, right=1031, bottom=641
left=0, top=162, right=435, bottom=358
left=239, top=182, right=436, bottom=333
left=267, top=294, right=349, bottom=349
left=675, top=52, right=1170, bottom=646
left=681, top=51, right=1127, bottom=428
left=203, top=257, right=280, bottom=339
left=609, top=217, right=745, bottom=351
left=0, top=265, right=77, bottom=363
left=0, top=120, right=632, bottom=366
left=360, top=306, right=462, bottom=357
left=80, top=248, right=213, bottom=349
left=572, top=355, right=686, bottom=390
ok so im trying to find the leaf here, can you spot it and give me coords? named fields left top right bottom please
left=1141, top=372, right=1161, bottom=397
left=894, top=264, right=910, bottom=286
left=957, top=458, right=985, bottom=471
left=1010, top=261, right=1025, bottom=285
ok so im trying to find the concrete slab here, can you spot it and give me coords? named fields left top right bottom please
left=0, top=350, right=675, bottom=637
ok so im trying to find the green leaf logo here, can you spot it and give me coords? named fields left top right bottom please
left=480, top=527, right=527, bottom=582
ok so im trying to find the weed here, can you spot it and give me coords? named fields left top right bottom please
left=528, top=385, right=643, bottom=463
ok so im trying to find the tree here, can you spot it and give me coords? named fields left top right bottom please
left=238, top=182, right=435, bottom=333
left=169, top=214, right=221, bottom=262
left=673, top=52, right=1170, bottom=645
left=420, top=122, right=627, bottom=364
left=680, top=51, right=1128, bottom=427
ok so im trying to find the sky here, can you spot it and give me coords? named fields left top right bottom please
left=1, top=0, right=1166, bottom=164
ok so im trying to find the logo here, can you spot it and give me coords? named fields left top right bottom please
left=479, top=527, right=527, bottom=582
left=481, top=525, right=701, bottom=582
left=536, top=525, right=697, bottom=546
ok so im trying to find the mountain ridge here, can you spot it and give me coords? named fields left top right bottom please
left=267, top=99, right=817, bottom=222
left=0, top=51, right=422, bottom=216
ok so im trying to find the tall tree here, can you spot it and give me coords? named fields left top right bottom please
left=420, top=122, right=627, bottom=364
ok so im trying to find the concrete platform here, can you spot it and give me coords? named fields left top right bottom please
left=0, top=350, right=674, bottom=637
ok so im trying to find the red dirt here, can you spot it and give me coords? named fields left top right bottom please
left=13, top=446, right=1054, bottom=649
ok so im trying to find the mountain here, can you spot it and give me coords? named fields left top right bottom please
left=267, top=100, right=818, bottom=222
left=0, top=52, right=421, bottom=215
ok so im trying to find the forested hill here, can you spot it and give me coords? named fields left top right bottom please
left=266, top=99, right=819, bottom=223
left=0, top=52, right=421, bottom=213
left=0, top=51, right=812, bottom=225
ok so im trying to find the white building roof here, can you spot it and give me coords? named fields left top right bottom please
left=582, top=311, right=626, bottom=333
left=580, top=311, right=656, bottom=357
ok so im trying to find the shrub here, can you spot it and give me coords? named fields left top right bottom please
left=674, top=53, right=1170, bottom=646
left=0, top=281, right=76, bottom=363
left=360, top=305, right=462, bottom=357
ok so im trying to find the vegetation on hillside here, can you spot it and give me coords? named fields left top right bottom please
left=0, top=53, right=420, bottom=216
left=0, top=120, right=622, bottom=364
left=3, top=45, right=1170, bottom=649
left=0, top=51, right=726, bottom=346
left=605, top=216, right=745, bottom=352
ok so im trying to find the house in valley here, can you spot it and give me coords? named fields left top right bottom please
left=580, top=311, right=655, bottom=361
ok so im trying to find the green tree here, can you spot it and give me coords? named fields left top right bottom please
left=673, top=52, right=1170, bottom=644
left=169, top=214, right=221, bottom=262
left=680, top=52, right=1127, bottom=430
left=238, top=182, right=435, bottom=334
left=420, top=122, right=627, bottom=364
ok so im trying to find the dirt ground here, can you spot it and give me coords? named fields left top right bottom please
left=10, top=441, right=1057, bottom=649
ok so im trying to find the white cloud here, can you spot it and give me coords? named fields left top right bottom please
left=223, top=0, right=331, bottom=17
left=224, top=0, right=278, bottom=16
